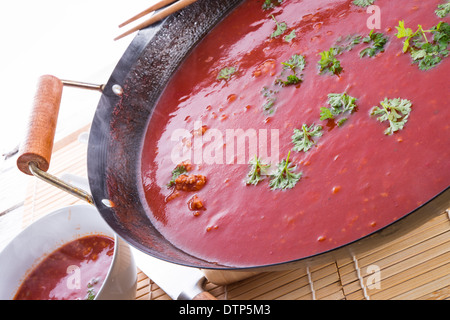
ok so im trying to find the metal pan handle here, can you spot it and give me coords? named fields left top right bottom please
left=16, top=75, right=104, bottom=205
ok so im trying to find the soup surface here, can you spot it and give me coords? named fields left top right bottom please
left=14, top=235, right=114, bottom=300
left=140, top=0, right=450, bottom=267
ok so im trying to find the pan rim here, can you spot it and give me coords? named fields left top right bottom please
left=87, top=0, right=450, bottom=271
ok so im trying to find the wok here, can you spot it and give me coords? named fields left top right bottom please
left=17, top=0, right=450, bottom=271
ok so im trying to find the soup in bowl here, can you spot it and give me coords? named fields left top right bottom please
left=0, top=205, right=137, bottom=300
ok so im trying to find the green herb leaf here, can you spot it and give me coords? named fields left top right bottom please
left=270, top=15, right=287, bottom=38
left=337, top=118, right=348, bottom=127
left=276, top=54, right=306, bottom=86
left=318, top=47, right=342, bottom=76
left=436, top=1, right=450, bottom=18
left=217, top=67, right=237, bottom=80
left=86, top=289, right=96, bottom=300
left=281, top=54, right=306, bottom=71
left=395, top=20, right=413, bottom=39
left=246, top=156, right=270, bottom=185
left=353, top=0, right=375, bottom=7
left=327, top=92, right=357, bottom=113
left=292, top=124, right=323, bottom=153
left=261, top=87, right=278, bottom=114
left=395, top=20, right=415, bottom=52
left=167, top=165, right=188, bottom=187
left=360, top=30, right=389, bottom=58
left=334, top=34, right=363, bottom=53
left=395, top=21, right=450, bottom=70
left=284, top=30, right=296, bottom=42
left=262, top=0, right=283, bottom=10
left=262, top=98, right=276, bottom=114
left=320, top=92, right=357, bottom=123
left=269, top=151, right=302, bottom=190
left=275, top=74, right=302, bottom=86
left=319, top=107, right=335, bottom=120
left=370, top=98, right=412, bottom=135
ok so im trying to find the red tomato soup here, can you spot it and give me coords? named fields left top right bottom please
left=14, top=235, right=114, bottom=300
left=140, top=0, right=450, bottom=267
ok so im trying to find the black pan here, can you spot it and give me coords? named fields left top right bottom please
left=21, top=0, right=450, bottom=271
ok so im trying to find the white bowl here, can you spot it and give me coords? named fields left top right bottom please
left=0, top=204, right=137, bottom=300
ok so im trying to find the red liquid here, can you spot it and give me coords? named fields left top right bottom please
left=140, top=0, right=450, bottom=266
left=14, top=235, right=114, bottom=300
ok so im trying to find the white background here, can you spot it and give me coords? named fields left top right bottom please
left=0, top=0, right=158, bottom=154
left=0, top=0, right=159, bottom=248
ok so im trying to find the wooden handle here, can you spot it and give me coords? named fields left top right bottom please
left=17, top=75, right=63, bottom=175
left=192, top=291, right=217, bottom=300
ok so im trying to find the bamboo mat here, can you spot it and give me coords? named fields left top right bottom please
left=20, top=124, right=450, bottom=300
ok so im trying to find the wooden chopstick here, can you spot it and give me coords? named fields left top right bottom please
left=115, top=0, right=198, bottom=41
left=118, top=0, right=178, bottom=28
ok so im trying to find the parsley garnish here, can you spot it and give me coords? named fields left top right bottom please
left=370, top=98, right=412, bottom=135
left=281, top=54, right=306, bottom=71
left=275, top=74, right=301, bottom=86
left=336, top=118, right=348, bottom=127
left=318, top=47, right=342, bottom=76
left=270, top=15, right=287, bottom=38
left=262, top=97, right=276, bottom=114
left=217, top=67, right=237, bottom=80
left=327, top=92, right=357, bottom=113
left=436, top=1, right=450, bottom=18
left=395, top=21, right=450, bottom=70
left=353, top=0, right=375, bottom=7
left=262, top=0, right=283, bottom=10
left=86, top=288, right=96, bottom=300
left=261, top=87, right=278, bottom=114
left=292, top=124, right=323, bottom=153
left=334, top=34, right=363, bottom=54
left=167, top=165, right=188, bottom=187
left=246, top=156, right=270, bottom=185
left=85, top=278, right=98, bottom=300
left=284, top=30, right=296, bottom=42
left=395, top=20, right=423, bottom=53
left=269, top=151, right=302, bottom=190
left=319, top=107, right=335, bottom=121
left=320, top=92, right=357, bottom=125
left=360, top=30, right=389, bottom=57
left=276, top=54, right=306, bottom=86
left=317, top=31, right=388, bottom=75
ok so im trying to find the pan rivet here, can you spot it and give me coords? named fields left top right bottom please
left=112, top=84, right=123, bottom=96
left=101, top=199, right=115, bottom=208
